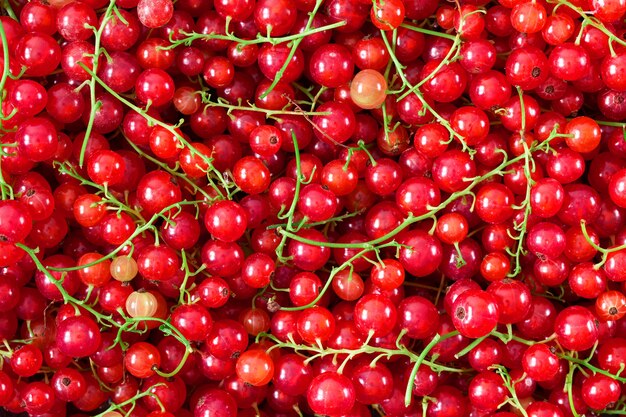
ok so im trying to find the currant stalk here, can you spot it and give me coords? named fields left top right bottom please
left=281, top=241, right=400, bottom=312
left=553, top=0, right=626, bottom=50
left=400, top=22, right=457, bottom=41
left=381, top=27, right=471, bottom=152
left=258, top=329, right=466, bottom=378
left=18, top=240, right=194, bottom=378
left=403, top=332, right=458, bottom=407
left=178, top=248, right=207, bottom=305
left=278, top=144, right=529, bottom=250
left=0, top=1, right=16, bottom=20
left=396, top=35, right=462, bottom=102
left=0, top=20, right=13, bottom=199
left=580, top=220, right=626, bottom=269
left=55, top=161, right=146, bottom=221
left=273, top=133, right=304, bottom=263
left=166, top=18, right=346, bottom=49
left=566, top=360, right=582, bottom=417
left=506, top=141, right=535, bottom=278
left=259, top=0, right=326, bottom=99
left=200, top=94, right=330, bottom=118
left=125, top=139, right=216, bottom=203
left=16, top=243, right=119, bottom=328
left=493, top=364, right=530, bottom=417
left=560, top=352, right=626, bottom=383
left=0, top=19, right=11, bottom=120
left=507, top=88, right=543, bottom=277
left=78, top=63, right=230, bottom=197
left=47, top=199, right=199, bottom=273
left=96, top=384, right=167, bottom=416
left=79, top=0, right=118, bottom=167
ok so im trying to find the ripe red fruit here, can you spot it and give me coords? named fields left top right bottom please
left=204, top=200, right=248, bottom=242
left=55, top=315, right=102, bottom=358
left=0, top=200, right=32, bottom=243
left=554, top=306, right=599, bottom=351
left=522, top=344, right=559, bottom=381
left=452, top=290, right=500, bottom=338
left=307, top=372, right=356, bottom=416
left=582, top=373, right=621, bottom=410
left=170, top=304, right=213, bottom=341
left=125, top=342, right=161, bottom=378
left=235, top=349, right=274, bottom=386
left=137, top=0, right=174, bottom=28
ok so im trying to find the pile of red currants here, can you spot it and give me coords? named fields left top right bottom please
left=2, top=0, right=626, bottom=415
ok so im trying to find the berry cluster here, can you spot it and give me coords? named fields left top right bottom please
left=1, top=0, right=626, bottom=416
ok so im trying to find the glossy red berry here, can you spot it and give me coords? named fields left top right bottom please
left=452, top=290, right=500, bottom=338
left=307, top=372, right=356, bottom=416
left=555, top=306, right=599, bottom=351
left=235, top=349, right=274, bottom=386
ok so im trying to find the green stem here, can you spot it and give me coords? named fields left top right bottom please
left=202, top=95, right=330, bottom=117
left=399, top=22, right=458, bottom=40
left=0, top=19, right=10, bottom=115
left=517, top=87, right=527, bottom=134
left=596, top=120, right=626, bottom=127
left=46, top=200, right=198, bottom=273
left=260, top=330, right=466, bottom=377
left=78, top=63, right=230, bottom=196
left=491, top=364, right=530, bottom=417
left=380, top=29, right=470, bottom=152
left=13, top=245, right=193, bottom=376
left=79, top=0, right=117, bottom=167
left=165, top=19, right=346, bottom=49
left=278, top=146, right=535, bottom=250
left=16, top=244, right=119, bottom=327
left=550, top=0, right=626, bottom=49
left=274, top=132, right=303, bottom=262
left=55, top=161, right=144, bottom=220
left=267, top=209, right=364, bottom=230
left=259, top=0, right=327, bottom=99
left=281, top=242, right=398, bottom=311
left=566, top=362, right=582, bottom=417
left=454, top=334, right=489, bottom=359
left=404, top=331, right=460, bottom=407
left=579, top=220, right=626, bottom=269
left=491, top=330, right=535, bottom=346
left=507, top=141, right=534, bottom=277
left=95, top=385, right=166, bottom=416
left=0, top=19, right=13, bottom=200
left=560, top=354, right=626, bottom=383
left=0, top=0, right=16, bottom=20
left=397, top=36, right=462, bottom=102
left=125, top=139, right=217, bottom=202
